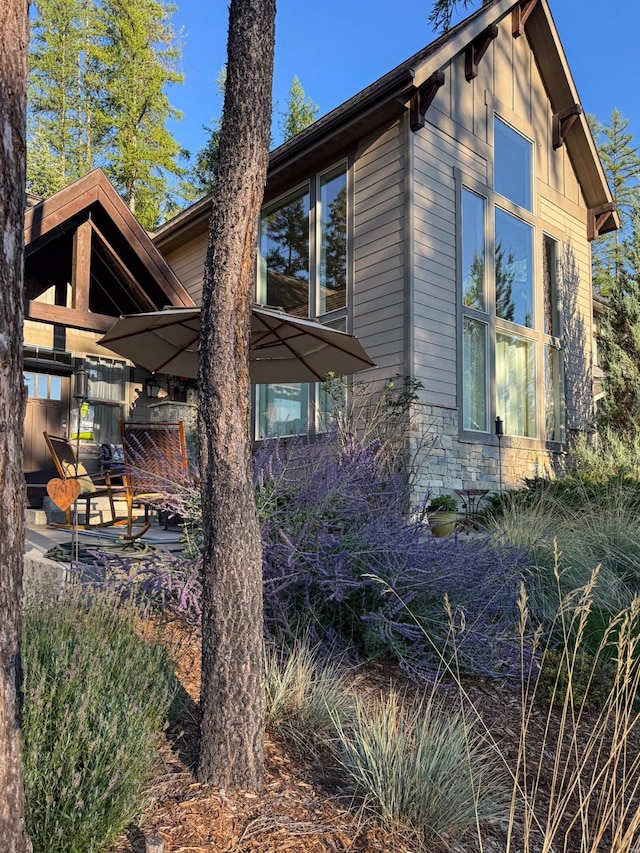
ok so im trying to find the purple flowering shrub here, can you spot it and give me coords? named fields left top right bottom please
left=257, top=435, right=528, bottom=679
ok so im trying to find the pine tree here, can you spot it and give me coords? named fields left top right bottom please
left=27, top=0, right=186, bottom=228
left=98, top=0, right=186, bottom=228
left=0, top=0, right=29, bottom=848
left=278, top=76, right=318, bottom=141
left=598, top=200, right=640, bottom=440
left=590, top=110, right=640, bottom=295
left=197, top=0, right=275, bottom=790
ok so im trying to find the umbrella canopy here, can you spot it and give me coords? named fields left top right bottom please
left=97, top=305, right=375, bottom=384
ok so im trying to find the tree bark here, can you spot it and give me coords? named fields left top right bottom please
left=197, top=0, right=275, bottom=790
left=0, top=0, right=29, bottom=850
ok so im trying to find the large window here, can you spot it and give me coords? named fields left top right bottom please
left=71, top=356, right=126, bottom=444
left=256, top=162, right=348, bottom=439
left=460, top=116, right=563, bottom=442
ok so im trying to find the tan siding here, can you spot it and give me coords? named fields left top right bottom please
left=353, top=120, right=406, bottom=378
left=164, top=234, right=207, bottom=305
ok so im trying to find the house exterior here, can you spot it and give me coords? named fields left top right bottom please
left=23, top=169, right=195, bottom=506
left=152, top=0, right=617, bottom=498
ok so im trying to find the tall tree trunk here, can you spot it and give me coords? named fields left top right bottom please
left=0, top=0, right=28, bottom=850
left=197, top=0, right=275, bottom=790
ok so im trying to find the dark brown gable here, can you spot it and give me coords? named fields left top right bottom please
left=25, top=170, right=195, bottom=333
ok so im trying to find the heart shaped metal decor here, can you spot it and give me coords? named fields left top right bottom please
left=47, top=477, right=81, bottom=511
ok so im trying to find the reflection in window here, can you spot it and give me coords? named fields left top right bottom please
left=462, top=189, right=485, bottom=310
left=495, top=208, right=534, bottom=328
left=319, top=169, right=347, bottom=314
left=259, top=189, right=310, bottom=315
left=84, top=356, right=126, bottom=444
left=545, top=345, right=562, bottom=442
left=462, top=317, right=488, bottom=431
left=496, top=332, right=536, bottom=438
left=494, top=116, right=532, bottom=211
left=543, top=235, right=560, bottom=337
left=258, top=383, right=309, bottom=437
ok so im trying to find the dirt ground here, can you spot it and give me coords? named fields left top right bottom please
left=110, top=618, right=640, bottom=853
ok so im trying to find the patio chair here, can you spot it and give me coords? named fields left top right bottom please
left=119, top=420, right=191, bottom=540
left=43, top=432, right=127, bottom=530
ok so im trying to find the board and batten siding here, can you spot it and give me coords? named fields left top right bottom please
left=352, top=120, right=406, bottom=375
left=410, top=15, right=593, bottom=429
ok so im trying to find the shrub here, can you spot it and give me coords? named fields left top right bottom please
left=258, top=436, right=527, bottom=679
left=331, top=690, right=509, bottom=843
left=22, top=590, right=177, bottom=853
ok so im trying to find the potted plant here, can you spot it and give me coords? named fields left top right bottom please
left=428, top=493, right=458, bottom=537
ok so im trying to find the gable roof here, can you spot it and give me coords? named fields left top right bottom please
left=26, top=169, right=195, bottom=313
left=153, top=0, right=617, bottom=253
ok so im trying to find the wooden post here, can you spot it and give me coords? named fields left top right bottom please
left=145, top=837, right=165, bottom=853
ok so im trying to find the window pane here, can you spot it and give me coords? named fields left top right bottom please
left=259, top=189, right=310, bottom=316
left=86, top=357, right=125, bottom=401
left=24, top=373, right=35, bottom=398
left=49, top=375, right=62, bottom=401
left=462, top=189, right=485, bottom=311
left=319, top=168, right=347, bottom=314
left=543, top=235, right=560, bottom=337
left=495, top=208, right=534, bottom=328
left=258, top=383, right=308, bottom=437
left=36, top=374, right=48, bottom=398
left=494, top=116, right=532, bottom=210
left=496, top=332, right=537, bottom=438
left=463, top=317, right=488, bottom=431
left=545, top=345, right=562, bottom=442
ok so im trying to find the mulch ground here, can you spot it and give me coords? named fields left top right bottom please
left=110, top=618, right=640, bottom=853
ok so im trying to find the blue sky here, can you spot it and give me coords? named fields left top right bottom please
left=168, top=0, right=640, bottom=160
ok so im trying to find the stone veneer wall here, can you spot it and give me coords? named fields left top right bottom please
left=413, top=404, right=568, bottom=503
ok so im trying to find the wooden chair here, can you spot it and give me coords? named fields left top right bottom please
left=43, top=432, right=127, bottom=530
left=119, top=420, right=191, bottom=539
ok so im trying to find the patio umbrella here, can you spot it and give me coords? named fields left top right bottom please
left=97, top=305, right=375, bottom=383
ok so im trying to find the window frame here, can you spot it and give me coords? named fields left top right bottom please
left=254, top=159, right=350, bottom=441
left=457, top=111, right=565, bottom=449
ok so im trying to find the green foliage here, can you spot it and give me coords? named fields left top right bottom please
left=590, top=110, right=640, bottom=294
left=263, top=641, right=354, bottom=751
left=28, top=0, right=186, bottom=227
left=598, top=201, right=640, bottom=439
left=277, top=75, right=318, bottom=141
left=429, top=494, right=457, bottom=512
left=332, top=691, right=509, bottom=842
left=537, top=644, right=616, bottom=711
left=22, top=590, right=177, bottom=853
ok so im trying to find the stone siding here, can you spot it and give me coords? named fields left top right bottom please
left=413, top=404, right=567, bottom=504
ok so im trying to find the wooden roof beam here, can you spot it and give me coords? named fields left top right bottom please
left=71, top=219, right=91, bottom=313
left=465, top=23, right=498, bottom=82
left=410, top=70, right=446, bottom=132
left=512, top=0, right=539, bottom=38
left=553, top=104, right=582, bottom=149
left=588, top=203, right=617, bottom=242
left=25, top=300, right=116, bottom=333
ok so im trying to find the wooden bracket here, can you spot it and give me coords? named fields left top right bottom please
left=552, top=104, right=582, bottom=149
left=465, top=23, right=498, bottom=81
left=512, top=0, right=539, bottom=38
left=410, top=70, right=446, bottom=131
left=588, top=203, right=616, bottom=242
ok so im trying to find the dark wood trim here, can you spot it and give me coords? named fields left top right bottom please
left=512, top=0, right=539, bottom=38
left=465, top=23, right=498, bottom=82
left=89, top=220, right=157, bottom=311
left=588, top=203, right=617, bottom=242
left=552, top=104, right=582, bottom=150
left=410, top=70, right=446, bottom=132
left=71, top=219, right=91, bottom=312
left=25, top=300, right=116, bottom=333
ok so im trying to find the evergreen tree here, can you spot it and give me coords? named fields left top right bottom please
left=590, top=110, right=640, bottom=294
left=27, top=0, right=186, bottom=228
left=189, top=67, right=226, bottom=196
left=598, top=200, right=640, bottom=440
left=278, top=75, right=318, bottom=141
